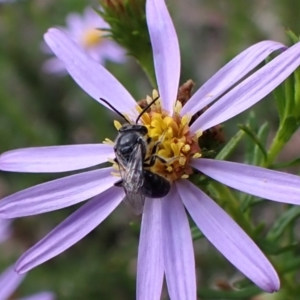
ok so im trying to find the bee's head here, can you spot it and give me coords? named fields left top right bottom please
left=114, top=127, right=147, bottom=161
left=119, top=124, right=148, bottom=135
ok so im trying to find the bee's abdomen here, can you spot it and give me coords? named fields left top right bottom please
left=142, top=170, right=170, bottom=198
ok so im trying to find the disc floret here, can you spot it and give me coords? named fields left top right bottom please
left=81, top=28, right=103, bottom=48
left=110, top=90, right=201, bottom=182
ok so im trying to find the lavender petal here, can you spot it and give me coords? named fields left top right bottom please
left=137, top=198, right=164, bottom=300
left=15, top=187, right=123, bottom=273
left=162, top=185, right=196, bottom=300
left=181, top=41, right=285, bottom=116
left=178, top=180, right=280, bottom=292
left=146, top=0, right=180, bottom=115
left=44, top=29, right=136, bottom=115
left=0, top=167, right=118, bottom=218
left=0, top=144, right=114, bottom=173
left=0, top=266, right=25, bottom=299
left=192, top=159, right=300, bottom=205
left=191, top=41, right=300, bottom=132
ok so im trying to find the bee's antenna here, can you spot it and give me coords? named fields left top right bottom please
left=99, top=98, right=129, bottom=123
left=136, top=96, right=159, bottom=124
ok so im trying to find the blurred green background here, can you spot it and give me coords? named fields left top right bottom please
left=1, top=0, right=300, bottom=299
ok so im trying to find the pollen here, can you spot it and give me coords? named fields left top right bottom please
left=196, top=130, right=202, bottom=139
left=111, top=171, right=121, bottom=177
left=103, top=138, right=115, bottom=145
left=81, top=28, right=102, bottom=48
left=141, top=90, right=201, bottom=182
left=182, top=144, right=190, bottom=153
left=193, top=153, right=202, bottom=159
left=166, top=166, right=173, bottom=172
left=114, top=120, right=122, bottom=131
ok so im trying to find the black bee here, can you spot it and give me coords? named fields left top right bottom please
left=100, top=97, right=171, bottom=215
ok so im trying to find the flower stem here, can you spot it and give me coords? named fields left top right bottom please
left=263, top=131, right=285, bottom=168
left=137, top=52, right=157, bottom=88
left=263, top=117, right=298, bottom=167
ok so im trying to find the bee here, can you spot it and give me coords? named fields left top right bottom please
left=100, top=97, right=171, bottom=215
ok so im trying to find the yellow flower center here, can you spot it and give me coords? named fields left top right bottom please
left=81, top=28, right=102, bottom=48
left=107, top=90, right=201, bottom=182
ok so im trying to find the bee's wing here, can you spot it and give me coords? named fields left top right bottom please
left=117, top=144, right=145, bottom=215
left=123, top=190, right=145, bottom=215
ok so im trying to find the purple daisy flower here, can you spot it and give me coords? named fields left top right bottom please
left=42, top=7, right=126, bottom=75
left=0, top=266, right=55, bottom=300
left=2, top=0, right=300, bottom=299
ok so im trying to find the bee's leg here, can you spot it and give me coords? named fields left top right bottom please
left=144, top=154, right=182, bottom=167
left=144, top=154, right=165, bottom=167
left=152, top=131, right=167, bottom=153
left=144, top=131, right=166, bottom=165
left=114, top=179, right=123, bottom=187
left=144, top=131, right=169, bottom=167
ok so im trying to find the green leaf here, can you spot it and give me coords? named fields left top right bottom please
left=294, top=71, right=300, bottom=115
left=252, top=122, right=269, bottom=165
left=247, top=110, right=258, bottom=132
left=238, top=124, right=268, bottom=160
left=253, top=222, right=266, bottom=235
left=286, top=29, right=300, bottom=43
left=215, top=130, right=245, bottom=160
left=265, top=116, right=299, bottom=167
left=267, top=206, right=300, bottom=241
left=240, top=196, right=263, bottom=212
left=244, top=112, right=257, bottom=165
left=273, top=77, right=287, bottom=121
left=280, top=257, right=300, bottom=274
left=277, top=116, right=298, bottom=144
left=256, top=238, right=298, bottom=255
left=283, top=74, right=295, bottom=120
